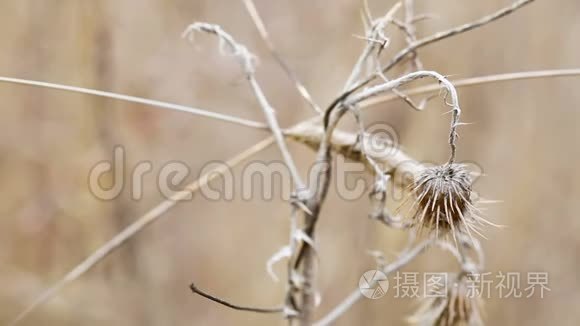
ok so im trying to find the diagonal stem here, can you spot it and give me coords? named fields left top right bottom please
left=0, top=76, right=267, bottom=130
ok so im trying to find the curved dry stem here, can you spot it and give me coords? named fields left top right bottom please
left=343, top=2, right=402, bottom=91
left=344, top=70, right=461, bottom=164
left=329, top=0, right=535, bottom=110
left=189, top=282, right=283, bottom=314
left=183, top=22, right=305, bottom=190
left=359, top=68, right=580, bottom=109
left=381, top=0, right=535, bottom=73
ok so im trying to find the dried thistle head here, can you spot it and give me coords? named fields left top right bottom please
left=409, top=163, right=488, bottom=241
left=408, top=273, right=483, bottom=326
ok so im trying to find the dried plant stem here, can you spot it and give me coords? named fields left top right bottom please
left=0, top=76, right=267, bottom=130
left=189, top=283, right=283, bottom=313
left=314, top=237, right=435, bottom=326
left=343, top=2, right=402, bottom=91
left=341, top=70, right=461, bottom=163
left=7, top=137, right=275, bottom=326
left=0, top=68, right=553, bottom=133
left=334, top=0, right=535, bottom=105
left=248, top=76, right=305, bottom=190
left=285, top=127, right=422, bottom=183
left=381, top=0, right=535, bottom=73
left=298, top=67, right=462, bottom=325
left=290, top=107, right=350, bottom=325
left=359, top=68, right=580, bottom=109
left=2, top=68, right=577, bottom=137
left=241, top=0, right=322, bottom=114
left=402, top=0, right=423, bottom=70
left=183, top=23, right=305, bottom=190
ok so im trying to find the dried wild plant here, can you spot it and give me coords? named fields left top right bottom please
left=1, top=0, right=576, bottom=325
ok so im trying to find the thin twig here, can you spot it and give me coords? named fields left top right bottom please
left=184, top=22, right=311, bottom=323
left=190, top=283, right=283, bottom=313
left=3, top=68, right=576, bottom=140
left=382, top=0, right=535, bottom=73
left=183, top=23, right=305, bottom=190
left=342, top=70, right=462, bottom=163
left=359, top=69, right=580, bottom=109
left=292, top=102, right=345, bottom=326
left=402, top=0, right=423, bottom=70
left=7, top=138, right=275, bottom=326
left=372, top=47, right=427, bottom=112
left=314, top=237, right=435, bottom=326
left=329, top=0, right=535, bottom=109
left=343, top=2, right=402, bottom=91
left=0, top=76, right=268, bottom=130
left=241, top=0, right=322, bottom=114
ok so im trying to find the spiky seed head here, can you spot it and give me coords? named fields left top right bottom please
left=410, top=163, right=481, bottom=239
left=408, top=273, right=483, bottom=326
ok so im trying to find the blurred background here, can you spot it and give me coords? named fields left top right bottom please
left=1, top=0, right=579, bottom=325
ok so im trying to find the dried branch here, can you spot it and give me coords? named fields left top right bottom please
left=0, top=76, right=267, bottom=130
left=359, top=68, right=580, bottom=109
left=291, top=107, right=343, bottom=326
left=343, top=2, right=402, bottom=91
left=328, top=0, right=535, bottom=110
left=183, top=22, right=317, bottom=323
left=401, top=0, right=423, bottom=70
left=314, top=237, right=435, bottom=326
left=382, top=0, right=535, bottom=73
left=3, top=68, right=575, bottom=137
left=286, top=126, right=422, bottom=185
left=302, top=66, right=466, bottom=325
left=189, top=283, right=283, bottom=314
left=241, top=0, right=322, bottom=114
left=336, top=70, right=462, bottom=164
left=352, top=1, right=430, bottom=113
left=292, top=68, right=461, bottom=325
left=183, top=22, right=305, bottom=190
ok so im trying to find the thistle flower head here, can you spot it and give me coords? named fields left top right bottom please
left=408, top=273, right=483, bottom=326
left=409, top=163, right=489, bottom=241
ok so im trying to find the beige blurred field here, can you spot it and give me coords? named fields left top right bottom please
left=1, top=0, right=579, bottom=325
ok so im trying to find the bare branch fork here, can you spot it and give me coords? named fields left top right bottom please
left=182, top=22, right=305, bottom=192
left=325, top=0, right=535, bottom=118
left=4, top=0, right=560, bottom=325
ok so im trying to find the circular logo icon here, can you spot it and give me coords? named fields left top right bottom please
left=359, top=270, right=389, bottom=299
left=361, top=123, right=399, bottom=159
